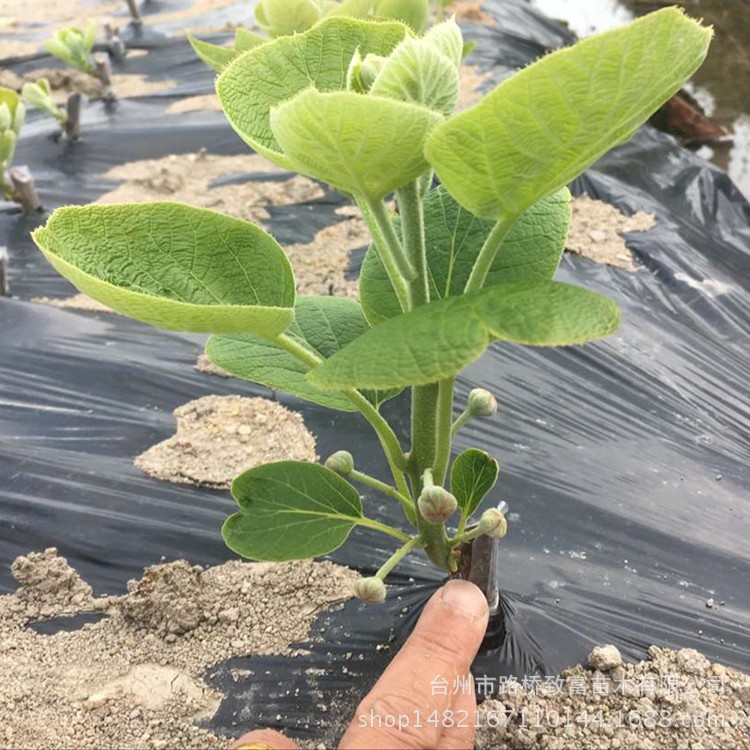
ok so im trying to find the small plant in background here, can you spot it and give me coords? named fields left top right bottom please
left=33, top=11, right=711, bottom=602
left=0, top=88, right=25, bottom=199
left=44, top=22, right=97, bottom=76
left=22, top=80, right=67, bottom=129
left=190, top=0, right=431, bottom=72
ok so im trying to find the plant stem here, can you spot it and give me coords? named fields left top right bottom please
left=357, top=516, right=412, bottom=543
left=463, top=215, right=517, bottom=293
left=448, top=521, right=481, bottom=545
left=350, top=468, right=416, bottom=524
left=397, top=182, right=429, bottom=307
left=451, top=408, right=472, bottom=439
left=433, top=377, right=454, bottom=486
left=358, top=196, right=415, bottom=312
left=275, top=333, right=411, bottom=499
left=376, top=536, right=422, bottom=580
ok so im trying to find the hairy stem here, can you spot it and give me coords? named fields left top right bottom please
left=450, top=408, right=472, bottom=439
left=357, top=516, right=412, bottom=543
left=376, top=536, right=422, bottom=580
left=397, top=182, right=429, bottom=307
left=275, top=334, right=410, bottom=499
left=358, top=196, right=415, bottom=312
left=463, top=215, right=517, bottom=293
left=350, top=468, right=416, bottom=524
left=432, top=377, right=454, bottom=486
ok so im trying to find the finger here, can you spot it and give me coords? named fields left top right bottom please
left=231, top=728, right=299, bottom=750
left=439, top=688, right=477, bottom=750
left=340, top=580, right=488, bottom=750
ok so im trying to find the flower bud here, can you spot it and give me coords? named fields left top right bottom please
left=354, top=576, right=386, bottom=605
left=478, top=508, right=507, bottom=539
left=468, top=388, right=497, bottom=417
left=324, top=450, right=354, bottom=476
left=418, top=486, right=458, bottom=524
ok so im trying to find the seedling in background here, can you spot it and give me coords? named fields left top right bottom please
left=21, top=79, right=83, bottom=141
left=33, top=11, right=711, bottom=602
left=189, top=0, right=432, bottom=73
left=0, top=88, right=25, bottom=199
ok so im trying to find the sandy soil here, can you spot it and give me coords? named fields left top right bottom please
left=0, top=548, right=358, bottom=750
left=134, top=395, right=318, bottom=488
left=567, top=195, right=656, bottom=271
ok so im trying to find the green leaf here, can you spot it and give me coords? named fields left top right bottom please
left=206, top=296, right=400, bottom=411
left=234, top=27, right=265, bottom=51
left=224, top=461, right=363, bottom=561
left=425, top=8, right=712, bottom=220
left=451, top=449, right=499, bottom=518
left=271, top=89, right=442, bottom=199
left=32, top=202, right=295, bottom=335
left=188, top=34, right=239, bottom=72
left=255, top=0, right=320, bottom=37
left=375, top=0, right=429, bottom=33
left=370, top=38, right=459, bottom=116
left=217, top=16, right=408, bottom=170
left=360, top=187, right=571, bottom=325
left=309, top=280, right=620, bottom=390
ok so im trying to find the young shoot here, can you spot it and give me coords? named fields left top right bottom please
left=22, top=80, right=68, bottom=128
left=0, top=87, right=25, bottom=199
left=32, top=10, right=712, bottom=604
left=44, top=22, right=97, bottom=76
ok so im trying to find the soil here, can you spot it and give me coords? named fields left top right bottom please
left=567, top=194, right=656, bottom=270
left=448, top=0, right=497, bottom=26
left=31, top=293, right=113, bottom=313
left=98, top=151, right=324, bottom=224
left=0, top=65, right=173, bottom=101
left=166, top=94, right=224, bottom=115
left=0, top=548, right=358, bottom=750
left=134, top=395, right=318, bottom=489
left=476, top=644, right=750, bottom=749
left=459, top=65, right=492, bottom=110
left=195, top=353, right=232, bottom=379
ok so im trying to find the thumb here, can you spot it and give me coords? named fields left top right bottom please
left=340, top=580, right=489, bottom=749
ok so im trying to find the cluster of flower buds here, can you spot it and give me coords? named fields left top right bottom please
left=324, top=450, right=354, bottom=476
left=354, top=576, right=387, bottom=604
left=417, top=485, right=458, bottom=523
left=468, top=388, right=498, bottom=417
left=477, top=507, right=508, bottom=539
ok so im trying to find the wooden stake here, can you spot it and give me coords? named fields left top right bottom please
left=124, top=0, right=142, bottom=25
left=105, top=23, right=127, bottom=59
left=65, top=93, right=83, bottom=140
left=10, top=167, right=42, bottom=214
left=94, top=54, right=115, bottom=101
left=0, top=246, right=8, bottom=297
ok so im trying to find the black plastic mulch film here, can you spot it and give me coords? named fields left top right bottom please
left=1, top=0, right=749, bottom=744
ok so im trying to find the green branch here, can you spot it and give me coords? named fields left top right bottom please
left=375, top=536, right=422, bottom=580
left=432, top=377, right=454, bottom=486
left=357, top=516, right=412, bottom=543
left=463, top=215, right=516, bottom=293
left=397, top=181, right=429, bottom=307
left=349, top=468, right=416, bottom=525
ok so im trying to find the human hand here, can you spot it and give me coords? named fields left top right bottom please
left=232, top=579, right=489, bottom=750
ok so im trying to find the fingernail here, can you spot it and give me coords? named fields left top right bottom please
left=441, top=580, right=488, bottom=619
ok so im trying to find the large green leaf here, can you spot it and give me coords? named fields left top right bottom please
left=206, top=296, right=400, bottom=410
left=217, top=16, right=408, bottom=170
left=32, top=202, right=295, bottom=334
left=360, top=187, right=571, bottom=324
left=426, top=8, right=712, bottom=220
left=188, top=35, right=238, bottom=72
left=309, top=280, right=620, bottom=389
left=225, top=461, right=362, bottom=561
left=271, top=89, right=442, bottom=199
left=451, top=449, right=499, bottom=518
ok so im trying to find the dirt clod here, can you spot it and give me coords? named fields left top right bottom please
left=567, top=194, right=656, bottom=270
left=134, top=395, right=318, bottom=488
left=587, top=644, right=623, bottom=672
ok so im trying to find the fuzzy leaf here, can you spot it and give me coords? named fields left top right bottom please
left=255, top=0, right=320, bottom=37
left=189, top=35, right=238, bottom=72
left=309, top=281, right=620, bottom=389
left=225, top=461, right=363, bottom=561
left=451, top=449, right=499, bottom=518
left=271, top=89, right=442, bottom=199
left=426, top=8, right=712, bottom=220
left=360, top=187, right=571, bottom=324
left=217, top=16, right=408, bottom=170
left=32, top=203, right=295, bottom=334
left=375, top=0, right=429, bottom=33
left=234, top=28, right=265, bottom=51
left=370, top=38, right=459, bottom=115
left=206, top=296, right=400, bottom=410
